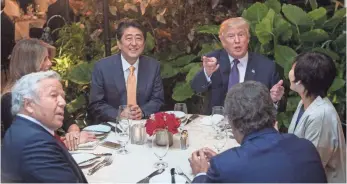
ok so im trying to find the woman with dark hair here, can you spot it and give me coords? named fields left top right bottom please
left=1, top=38, right=95, bottom=150
left=288, top=52, right=346, bottom=183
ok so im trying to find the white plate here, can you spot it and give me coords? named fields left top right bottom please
left=165, top=111, right=186, bottom=119
left=78, top=140, right=99, bottom=150
left=200, top=114, right=225, bottom=125
left=83, top=125, right=111, bottom=135
left=71, top=153, right=97, bottom=167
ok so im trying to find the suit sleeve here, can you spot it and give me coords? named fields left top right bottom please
left=190, top=68, right=212, bottom=93
left=139, top=63, right=164, bottom=117
left=192, top=157, right=221, bottom=183
left=21, top=138, right=80, bottom=182
left=88, top=63, right=118, bottom=122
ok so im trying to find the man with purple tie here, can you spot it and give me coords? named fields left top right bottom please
left=191, top=17, right=284, bottom=114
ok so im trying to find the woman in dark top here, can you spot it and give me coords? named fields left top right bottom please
left=1, top=38, right=95, bottom=150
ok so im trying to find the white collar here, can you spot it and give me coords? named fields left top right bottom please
left=121, top=54, right=139, bottom=72
left=228, top=52, right=248, bottom=66
left=17, top=114, right=55, bottom=135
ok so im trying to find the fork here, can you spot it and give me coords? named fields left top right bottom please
left=175, top=167, right=192, bottom=183
left=87, top=156, right=113, bottom=175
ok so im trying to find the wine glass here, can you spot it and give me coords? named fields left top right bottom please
left=211, top=106, right=226, bottom=139
left=174, top=103, right=188, bottom=130
left=116, top=120, right=130, bottom=155
left=118, top=105, right=131, bottom=136
left=212, top=131, right=227, bottom=153
left=152, top=129, right=169, bottom=169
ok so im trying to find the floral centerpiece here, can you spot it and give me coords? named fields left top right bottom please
left=145, top=112, right=181, bottom=136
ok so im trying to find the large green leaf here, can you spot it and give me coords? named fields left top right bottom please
left=300, top=29, right=329, bottom=42
left=198, top=42, right=222, bottom=56
left=180, top=63, right=200, bottom=73
left=171, top=55, right=196, bottom=67
left=160, top=63, right=179, bottom=79
left=242, top=2, right=269, bottom=23
left=274, top=45, right=297, bottom=78
left=255, top=9, right=275, bottom=44
left=286, top=96, right=301, bottom=112
left=145, top=32, right=155, bottom=52
left=333, top=33, right=346, bottom=51
left=311, top=48, right=340, bottom=60
left=66, top=95, right=86, bottom=113
left=307, top=0, right=318, bottom=10
left=308, top=7, right=326, bottom=21
left=324, top=8, right=346, bottom=29
left=282, top=4, right=314, bottom=26
left=329, top=77, right=345, bottom=92
left=196, top=25, right=219, bottom=35
left=67, top=62, right=94, bottom=85
left=265, top=0, right=281, bottom=14
left=186, top=63, right=202, bottom=82
left=172, top=82, right=194, bottom=101
left=273, top=14, right=292, bottom=42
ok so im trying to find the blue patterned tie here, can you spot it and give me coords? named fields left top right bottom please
left=228, top=59, right=240, bottom=89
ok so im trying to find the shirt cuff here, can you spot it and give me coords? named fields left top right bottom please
left=203, top=68, right=211, bottom=83
left=274, top=101, right=279, bottom=110
left=195, top=172, right=207, bottom=177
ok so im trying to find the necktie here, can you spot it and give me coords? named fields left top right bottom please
left=127, top=66, right=137, bottom=105
left=228, top=59, right=240, bottom=89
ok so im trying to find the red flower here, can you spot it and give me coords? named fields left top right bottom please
left=145, top=112, right=181, bottom=136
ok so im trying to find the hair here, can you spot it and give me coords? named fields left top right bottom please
left=11, top=70, right=61, bottom=115
left=293, top=52, right=336, bottom=98
left=2, top=38, right=56, bottom=94
left=224, top=81, right=277, bottom=136
left=219, top=17, right=250, bottom=36
left=116, top=19, right=146, bottom=41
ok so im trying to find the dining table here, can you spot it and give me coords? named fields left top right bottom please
left=78, top=115, right=240, bottom=183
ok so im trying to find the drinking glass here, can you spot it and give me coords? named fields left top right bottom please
left=152, top=129, right=169, bottom=169
left=116, top=120, right=130, bottom=155
left=118, top=105, right=131, bottom=136
left=212, top=131, right=227, bottom=153
left=211, top=106, right=226, bottom=139
left=174, top=103, right=188, bottom=130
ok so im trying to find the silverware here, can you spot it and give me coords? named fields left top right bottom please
left=137, top=169, right=165, bottom=183
left=175, top=167, right=192, bottom=183
left=185, top=114, right=199, bottom=125
left=78, top=156, right=100, bottom=165
left=70, top=152, right=112, bottom=157
left=87, top=156, right=113, bottom=175
left=170, top=168, right=176, bottom=183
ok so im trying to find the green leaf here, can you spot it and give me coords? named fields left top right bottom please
left=160, top=63, right=179, bottom=79
left=273, top=14, right=293, bottom=42
left=311, top=48, right=340, bottom=60
left=307, top=0, right=318, bottom=10
left=255, top=9, right=275, bottom=44
left=196, top=25, right=219, bottom=35
left=300, top=29, right=329, bottom=42
left=67, top=62, right=94, bottom=85
left=324, top=8, right=346, bottom=29
left=186, top=63, right=202, bottom=82
left=66, top=95, right=86, bottom=113
left=333, top=33, right=346, bottom=49
left=329, top=77, right=345, bottom=92
left=286, top=96, right=301, bottom=111
left=308, top=7, right=327, bottom=21
left=265, top=0, right=281, bottom=14
left=180, top=63, right=200, bottom=73
left=274, top=45, right=297, bottom=78
left=282, top=4, right=314, bottom=26
left=198, top=42, right=222, bottom=56
left=242, top=2, right=269, bottom=23
left=171, top=55, right=196, bottom=67
left=145, top=32, right=155, bottom=52
left=172, top=82, right=194, bottom=101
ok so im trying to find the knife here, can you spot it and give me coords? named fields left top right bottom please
left=78, top=156, right=100, bottom=165
left=170, top=168, right=176, bottom=183
left=102, top=122, right=122, bottom=133
left=137, top=169, right=165, bottom=183
left=185, top=114, right=199, bottom=125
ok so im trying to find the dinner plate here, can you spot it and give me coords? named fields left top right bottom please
left=165, top=111, right=186, bottom=119
left=83, top=125, right=111, bottom=135
left=71, top=153, right=98, bottom=167
left=78, top=140, right=99, bottom=150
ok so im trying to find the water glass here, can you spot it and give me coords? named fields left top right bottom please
left=116, top=120, right=130, bottom=155
left=174, top=103, right=188, bottom=130
left=152, top=129, right=169, bottom=169
left=211, top=106, right=226, bottom=139
left=212, top=131, right=227, bottom=153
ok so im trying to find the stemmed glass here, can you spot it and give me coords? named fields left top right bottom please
left=212, top=131, right=227, bottom=153
left=174, top=103, right=188, bottom=130
left=118, top=105, right=131, bottom=136
left=211, top=106, right=226, bottom=139
left=116, top=120, right=130, bottom=154
left=152, top=129, right=170, bottom=169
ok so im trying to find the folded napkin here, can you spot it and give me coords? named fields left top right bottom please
left=200, top=115, right=224, bottom=125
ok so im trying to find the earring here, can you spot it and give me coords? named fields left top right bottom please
left=295, top=81, right=300, bottom=85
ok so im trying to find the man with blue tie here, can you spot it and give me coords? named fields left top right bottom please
left=191, top=17, right=284, bottom=114
left=88, top=19, right=164, bottom=122
left=1, top=71, right=87, bottom=182
left=189, top=81, right=327, bottom=183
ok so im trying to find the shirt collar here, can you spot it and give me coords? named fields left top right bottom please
left=17, top=114, right=55, bottom=135
left=121, top=54, right=139, bottom=72
left=228, top=52, right=248, bottom=67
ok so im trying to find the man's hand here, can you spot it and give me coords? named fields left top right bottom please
left=202, top=56, right=219, bottom=77
left=201, top=147, right=217, bottom=161
left=63, top=131, right=96, bottom=151
left=270, top=80, right=284, bottom=102
left=79, top=131, right=96, bottom=144
left=189, top=149, right=210, bottom=175
left=129, top=105, right=143, bottom=120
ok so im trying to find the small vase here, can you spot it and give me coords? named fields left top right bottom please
left=155, top=129, right=173, bottom=147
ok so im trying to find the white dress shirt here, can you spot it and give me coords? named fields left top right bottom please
left=204, top=52, right=249, bottom=83
left=121, top=54, right=139, bottom=88
left=17, top=114, right=54, bottom=135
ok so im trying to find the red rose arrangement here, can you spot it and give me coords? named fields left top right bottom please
left=145, top=112, right=181, bottom=136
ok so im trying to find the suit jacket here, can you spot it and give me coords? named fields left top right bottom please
left=1, top=116, right=87, bottom=183
left=193, top=128, right=327, bottom=183
left=191, top=49, right=280, bottom=114
left=1, top=12, right=15, bottom=70
left=288, top=96, right=346, bottom=183
left=88, top=53, right=164, bottom=122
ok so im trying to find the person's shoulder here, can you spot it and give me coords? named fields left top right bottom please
left=140, top=55, right=161, bottom=67
left=249, top=52, right=274, bottom=64
left=1, top=92, right=12, bottom=102
left=95, top=53, right=121, bottom=66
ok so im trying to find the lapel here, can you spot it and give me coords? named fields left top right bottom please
left=136, top=56, right=148, bottom=101
left=244, top=52, right=256, bottom=81
left=113, top=54, right=127, bottom=96
left=288, top=100, right=303, bottom=133
left=218, top=49, right=231, bottom=89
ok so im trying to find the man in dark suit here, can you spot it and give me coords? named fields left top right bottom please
left=1, top=71, right=87, bottom=182
left=88, top=19, right=164, bottom=122
left=191, top=17, right=284, bottom=114
left=189, top=81, right=327, bottom=183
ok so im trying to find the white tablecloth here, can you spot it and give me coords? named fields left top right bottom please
left=81, top=116, right=239, bottom=183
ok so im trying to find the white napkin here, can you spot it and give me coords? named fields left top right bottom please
left=200, top=115, right=224, bottom=125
